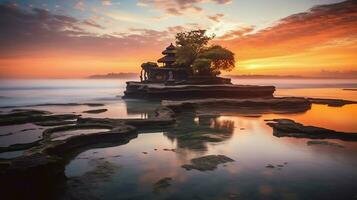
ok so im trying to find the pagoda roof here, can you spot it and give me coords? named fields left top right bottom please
left=166, top=43, right=175, bottom=50
left=162, top=49, right=176, bottom=54
left=158, top=55, right=175, bottom=63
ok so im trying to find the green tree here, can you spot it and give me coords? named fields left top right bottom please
left=198, top=45, right=235, bottom=75
left=174, top=30, right=235, bottom=76
left=192, top=58, right=212, bottom=75
left=175, top=30, right=214, bottom=67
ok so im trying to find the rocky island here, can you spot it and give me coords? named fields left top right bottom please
left=124, top=30, right=275, bottom=99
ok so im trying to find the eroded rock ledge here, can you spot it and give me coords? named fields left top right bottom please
left=0, top=96, right=354, bottom=198
left=266, top=118, right=357, bottom=141
left=124, top=82, right=275, bottom=99
left=307, top=98, right=357, bottom=107
left=0, top=106, right=176, bottom=199
left=163, top=97, right=312, bottom=114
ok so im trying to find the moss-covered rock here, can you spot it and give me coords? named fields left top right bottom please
left=182, top=155, right=234, bottom=171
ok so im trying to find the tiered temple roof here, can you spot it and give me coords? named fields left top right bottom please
left=158, top=43, right=176, bottom=66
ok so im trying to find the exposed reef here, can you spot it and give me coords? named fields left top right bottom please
left=0, top=109, right=79, bottom=126
left=181, top=155, right=234, bottom=171
left=266, top=119, right=357, bottom=141
left=124, top=82, right=275, bottom=99
left=163, top=97, right=312, bottom=114
left=0, top=102, right=105, bottom=109
left=61, top=159, right=120, bottom=199
left=343, top=88, right=357, bottom=91
left=307, top=140, right=344, bottom=148
left=83, top=108, right=108, bottom=114
left=307, top=98, right=357, bottom=107
left=0, top=105, right=176, bottom=199
left=1, top=96, right=354, bottom=198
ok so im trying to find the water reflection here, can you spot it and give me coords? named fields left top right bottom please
left=64, top=112, right=357, bottom=200
left=164, top=112, right=235, bottom=151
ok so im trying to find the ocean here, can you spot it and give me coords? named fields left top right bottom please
left=1, top=78, right=357, bottom=200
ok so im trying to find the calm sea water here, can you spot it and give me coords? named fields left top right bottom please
left=0, top=78, right=357, bottom=107
left=0, top=78, right=357, bottom=200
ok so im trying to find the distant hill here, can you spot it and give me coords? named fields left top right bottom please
left=225, top=75, right=304, bottom=79
left=225, top=73, right=357, bottom=79
left=88, top=73, right=138, bottom=79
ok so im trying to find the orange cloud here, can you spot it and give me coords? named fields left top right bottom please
left=0, top=1, right=356, bottom=78
left=217, top=0, right=357, bottom=75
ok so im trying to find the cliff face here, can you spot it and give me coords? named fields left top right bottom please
left=123, top=81, right=276, bottom=99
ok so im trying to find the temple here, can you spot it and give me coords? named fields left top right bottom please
left=158, top=43, right=176, bottom=67
left=124, top=43, right=276, bottom=99
left=140, top=43, right=230, bottom=85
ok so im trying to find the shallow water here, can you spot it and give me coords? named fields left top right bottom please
left=63, top=114, right=357, bottom=200
left=1, top=78, right=357, bottom=199
left=51, top=128, right=111, bottom=141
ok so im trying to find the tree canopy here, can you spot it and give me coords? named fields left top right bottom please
left=174, top=29, right=235, bottom=76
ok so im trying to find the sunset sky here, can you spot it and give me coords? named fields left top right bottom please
left=0, top=0, right=356, bottom=78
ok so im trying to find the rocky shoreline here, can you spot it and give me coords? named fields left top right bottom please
left=0, top=96, right=356, bottom=198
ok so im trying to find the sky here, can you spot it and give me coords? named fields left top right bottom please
left=0, top=0, right=356, bottom=78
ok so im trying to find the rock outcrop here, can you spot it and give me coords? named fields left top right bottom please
left=181, top=155, right=234, bottom=171
left=123, top=82, right=275, bottom=99
left=163, top=97, right=312, bottom=114
left=266, top=118, right=357, bottom=140
left=307, top=98, right=357, bottom=107
left=0, top=105, right=176, bottom=199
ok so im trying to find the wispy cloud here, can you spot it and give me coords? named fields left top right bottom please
left=218, top=0, right=357, bottom=60
left=208, top=13, right=224, bottom=22
left=137, top=0, right=231, bottom=15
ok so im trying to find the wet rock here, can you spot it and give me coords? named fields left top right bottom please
left=0, top=106, right=179, bottom=198
left=308, top=98, right=357, bottom=107
left=0, top=109, right=80, bottom=126
left=63, top=160, right=119, bottom=199
left=19, top=128, right=37, bottom=132
left=243, top=115, right=261, bottom=118
left=0, top=132, right=13, bottom=137
left=124, top=81, right=275, bottom=99
left=182, top=155, right=234, bottom=171
left=83, top=109, right=108, bottom=114
left=0, top=140, right=42, bottom=153
left=153, top=177, right=172, bottom=192
left=163, top=97, right=312, bottom=114
left=266, top=164, right=275, bottom=168
left=266, top=119, right=357, bottom=141
left=163, top=148, right=176, bottom=152
left=0, top=153, right=66, bottom=199
left=307, top=140, right=344, bottom=148
left=42, top=124, right=114, bottom=140
left=34, top=120, right=75, bottom=126
left=343, top=89, right=357, bottom=91
left=1, top=103, right=105, bottom=109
